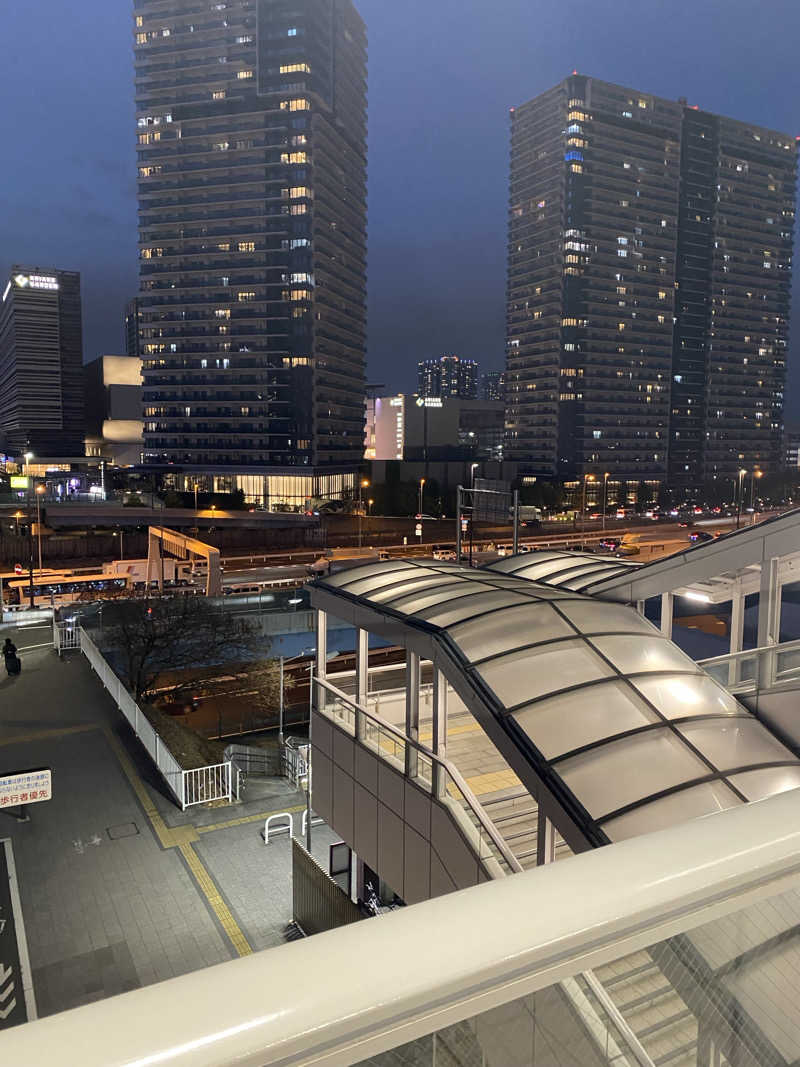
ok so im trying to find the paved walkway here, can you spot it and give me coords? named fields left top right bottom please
left=0, top=622, right=336, bottom=1024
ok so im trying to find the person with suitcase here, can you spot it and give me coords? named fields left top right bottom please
left=3, top=637, right=20, bottom=676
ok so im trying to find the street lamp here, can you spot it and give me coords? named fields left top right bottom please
left=193, top=483, right=199, bottom=511
left=602, top=472, right=610, bottom=534
left=35, top=484, right=45, bottom=573
left=114, top=528, right=125, bottom=560
left=470, top=462, right=479, bottom=489
left=736, top=468, right=747, bottom=529
left=581, top=474, right=596, bottom=545
left=418, top=477, right=426, bottom=516
left=750, top=470, right=763, bottom=524
left=14, top=511, right=22, bottom=535
left=367, top=498, right=374, bottom=515
left=358, top=478, right=369, bottom=549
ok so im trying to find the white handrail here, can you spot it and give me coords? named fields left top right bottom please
left=5, top=789, right=800, bottom=1065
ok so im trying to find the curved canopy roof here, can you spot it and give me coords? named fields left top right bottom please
left=486, top=549, right=640, bottom=592
left=312, top=559, right=800, bottom=846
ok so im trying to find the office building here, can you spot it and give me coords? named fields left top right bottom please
left=481, top=370, right=505, bottom=402
left=84, top=355, right=144, bottom=466
left=134, top=0, right=367, bottom=509
left=418, top=355, right=478, bottom=400
left=506, top=75, right=797, bottom=492
left=365, top=393, right=503, bottom=462
left=0, top=266, right=85, bottom=457
left=124, top=298, right=141, bottom=360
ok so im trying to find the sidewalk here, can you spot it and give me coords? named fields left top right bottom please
left=0, top=628, right=337, bottom=1023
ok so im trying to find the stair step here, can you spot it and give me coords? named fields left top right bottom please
left=638, top=1009, right=693, bottom=1040
left=599, top=960, right=660, bottom=989
left=618, top=984, right=674, bottom=1013
left=655, top=1038, right=699, bottom=1067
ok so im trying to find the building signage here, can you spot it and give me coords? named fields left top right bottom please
left=13, top=274, right=59, bottom=292
left=9, top=476, right=28, bottom=489
left=0, top=769, right=52, bottom=809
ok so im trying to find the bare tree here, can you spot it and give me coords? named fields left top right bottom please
left=106, top=596, right=259, bottom=702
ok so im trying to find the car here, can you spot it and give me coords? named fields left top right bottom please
left=414, top=513, right=438, bottom=521
left=690, top=530, right=716, bottom=543
left=432, top=546, right=457, bottom=561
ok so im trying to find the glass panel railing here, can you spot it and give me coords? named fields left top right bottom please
left=362, top=714, right=406, bottom=771
left=355, top=859, right=800, bottom=1067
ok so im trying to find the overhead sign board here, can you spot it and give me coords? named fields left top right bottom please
left=0, top=769, right=52, bottom=810
left=9, top=476, right=28, bottom=489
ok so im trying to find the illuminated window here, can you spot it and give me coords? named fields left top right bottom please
left=135, top=15, right=143, bottom=26
left=287, top=27, right=297, bottom=35
left=138, top=166, right=162, bottom=177
left=283, top=151, right=307, bottom=164
left=289, top=186, right=310, bottom=198
left=657, top=314, right=665, bottom=324
left=212, top=90, right=226, bottom=100
left=237, top=70, right=253, bottom=80
left=213, top=141, right=229, bottom=151
left=658, top=290, right=667, bottom=300
left=238, top=241, right=255, bottom=252
left=280, top=62, right=311, bottom=73
left=217, top=242, right=230, bottom=251
left=236, top=35, right=253, bottom=43
left=290, top=204, right=307, bottom=215
left=214, top=309, right=230, bottom=319
left=616, top=286, right=627, bottom=295
left=618, top=322, right=625, bottom=331
left=238, top=291, right=256, bottom=302
left=136, top=32, right=147, bottom=44
left=638, top=99, right=647, bottom=108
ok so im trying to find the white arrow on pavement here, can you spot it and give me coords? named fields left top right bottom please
left=0, top=965, right=11, bottom=986
left=0, top=997, right=16, bottom=1020
left=0, top=980, right=14, bottom=1003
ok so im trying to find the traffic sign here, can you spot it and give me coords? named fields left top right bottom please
left=415, top=523, right=422, bottom=537
left=13, top=565, right=22, bottom=576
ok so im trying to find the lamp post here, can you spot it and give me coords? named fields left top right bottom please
left=358, top=478, right=369, bottom=549
left=193, top=482, right=199, bottom=511
left=750, top=470, right=763, bottom=524
left=24, top=453, right=34, bottom=608
left=736, top=468, right=746, bottom=529
left=35, top=484, right=45, bottom=574
left=418, top=477, right=426, bottom=516
left=14, top=511, right=22, bottom=535
left=581, top=474, right=595, bottom=546
left=115, top=528, right=125, bottom=560
left=470, top=462, right=478, bottom=489
left=367, top=498, right=374, bottom=516
left=602, top=472, right=610, bottom=534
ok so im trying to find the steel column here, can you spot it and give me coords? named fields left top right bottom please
left=729, top=589, right=745, bottom=688
left=536, top=809, right=556, bottom=866
left=757, top=556, right=781, bottom=687
left=432, top=668, right=448, bottom=798
left=660, top=592, right=674, bottom=639
left=405, top=651, right=420, bottom=779
left=355, top=627, right=368, bottom=740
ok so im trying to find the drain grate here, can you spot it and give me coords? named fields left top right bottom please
left=106, top=822, right=139, bottom=840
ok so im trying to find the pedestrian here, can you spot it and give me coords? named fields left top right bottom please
left=3, top=637, right=20, bottom=676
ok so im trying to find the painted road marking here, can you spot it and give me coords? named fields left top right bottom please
left=0, top=723, right=97, bottom=749
left=0, top=839, right=36, bottom=1028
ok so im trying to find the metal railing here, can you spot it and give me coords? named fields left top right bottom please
left=699, top=635, right=800, bottom=692
left=5, top=783, right=800, bottom=1064
left=77, top=629, right=232, bottom=810
left=314, top=675, right=522, bottom=878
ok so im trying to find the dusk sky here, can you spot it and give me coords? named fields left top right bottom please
left=3, top=0, right=800, bottom=412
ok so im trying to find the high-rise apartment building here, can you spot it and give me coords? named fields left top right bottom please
left=0, top=267, right=85, bottom=457
left=125, top=298, right=142, bottom=360
left=418, top=355, right=478, bottom=400
left=506, top=75, right=796, bottom=492
left=134, top=0, right=367, bottom=508
left=481, top=371, right=505, bottom=402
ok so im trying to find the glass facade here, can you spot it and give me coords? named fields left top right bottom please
left=134, top=0, right=366, bottom=474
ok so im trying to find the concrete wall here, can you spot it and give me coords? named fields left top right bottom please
left=311, top=709, right=491, bottom=905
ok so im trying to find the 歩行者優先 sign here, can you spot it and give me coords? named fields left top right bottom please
left=0, top=769, right=52, bottom=810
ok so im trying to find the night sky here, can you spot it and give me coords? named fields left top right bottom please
left=3, top=0, right=800, bottom=415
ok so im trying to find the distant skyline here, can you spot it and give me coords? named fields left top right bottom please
left=2, top=0, right=800, bottom=414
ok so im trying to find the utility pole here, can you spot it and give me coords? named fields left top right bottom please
left=456, top=486, right=463, bottom=561
left=512, top=489, right=519, bottom=555
left=35, top=484, right=44, bottom=573
left=736, top=468, right=746, bottom=529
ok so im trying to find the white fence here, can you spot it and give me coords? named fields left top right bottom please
left=78, top=629, right=232, bottom=810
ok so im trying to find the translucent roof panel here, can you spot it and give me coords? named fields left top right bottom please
left=728, top=767, right=800, bottom=802
left=413, top=590, right=534, bottom=628
left=447, top=603, right=575, bottom=664
left=485, top=551, right=639, bottom=589
left=322, top=560, right=418, bottom=590
left=633, top=675, right=741, bottom=719
left=476, top=639, right=613, bottom=707
left=589, top=634, right=700, bottom=676
left=558, top=728, right=709, bottom=819
left=556, top=600, right=655, bottom=636
left=677, top=719, right=794, bottom=771
left=386, top=582, right=499, bottom=615
left=511, top=680, right=660, bottom=760
left=602, top=781, right=742, bottom=842
left=365, top=574, right=465, bottom=604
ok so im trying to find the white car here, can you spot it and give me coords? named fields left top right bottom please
left=432, top=546, right=457, bottom=561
